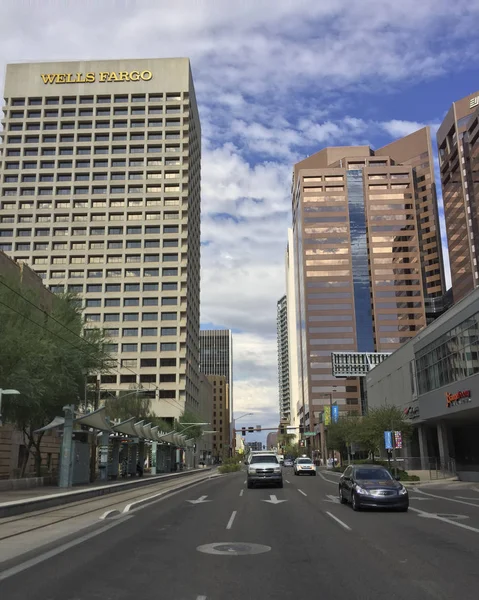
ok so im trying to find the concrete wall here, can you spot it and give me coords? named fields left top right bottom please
left=0, top=424, right=61, bottom=480
left=366, top=339, right=416, bottom=413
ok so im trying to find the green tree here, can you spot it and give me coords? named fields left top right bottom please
left=174, top=410, right=204, bottom=440
left=360, top=406, right=413, bottom=458
left=327, top=416, right=361, bottom=462
left=103, top=390, right=153, bottom=423
left=0, top=277, right=111, bottom=476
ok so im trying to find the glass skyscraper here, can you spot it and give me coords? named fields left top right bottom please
left=291, top=136, right=439, bottom=430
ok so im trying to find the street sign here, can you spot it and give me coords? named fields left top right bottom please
left=255, top=425, right=261, bottom=432
left=384, top=430, right=393, bottom=450
left=303, top=432, right=316, bottom=437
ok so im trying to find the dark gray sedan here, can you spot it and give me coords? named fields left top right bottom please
left=339, top=464, right=409, bottom=512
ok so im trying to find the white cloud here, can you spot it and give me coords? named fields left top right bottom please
left=380, top=119, right=430, bottom=138
left=0, top=0, right=473, bottom=426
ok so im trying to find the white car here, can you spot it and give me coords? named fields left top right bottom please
left=294, top=457, right=317, bottom=476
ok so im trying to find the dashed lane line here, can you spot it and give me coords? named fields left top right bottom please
left=298, top=489, right=307, bottom=497
left=326, top=511, right=351, bottom=531
left=226, top=510, right=237, bottom=530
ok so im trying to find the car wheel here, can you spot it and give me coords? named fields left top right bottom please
left=312, top=472, right=316, bottom=476
left=352, top=492, right=361, bottom=511
left=247, top=480, right=253, bottom=489
left=398, top=506, right=409, bottom=512
left=277, top=481, right=284, bottom=488
left=339, top=487, right=347, bottom=504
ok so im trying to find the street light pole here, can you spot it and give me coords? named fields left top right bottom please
left=0, top=388, right=20, bottom=426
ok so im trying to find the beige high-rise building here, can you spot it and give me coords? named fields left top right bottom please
left=292, top=140, right=434, bottom=429
left=0, top=58, right=201, bottom=421
left=437, top=91, right=479, bottom=303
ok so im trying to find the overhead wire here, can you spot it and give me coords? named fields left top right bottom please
left=0, top=278, right=189, bottom=413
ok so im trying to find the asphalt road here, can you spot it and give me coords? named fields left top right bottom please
left=1, top=467, right=479, bottom=599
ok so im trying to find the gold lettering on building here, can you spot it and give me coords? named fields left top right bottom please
left=40, top=70, right=153, bottom=84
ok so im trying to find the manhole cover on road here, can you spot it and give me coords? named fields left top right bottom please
left=197, top=542, right=271, bottom=556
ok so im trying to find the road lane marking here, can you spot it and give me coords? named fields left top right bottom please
left=326, top=511, right=351, bottom=531
left=409, top=506, right=479, bottom=533
left=186, top=495, right=211, bottom=505
left=285, top=479, right=290, bottom=484
left=318, top=471, right=338, bottom=485
left=0, top=517, right=132, bottom=582
left=414, top=488, right=479, bottom=508
left=226, top=510, right=237, bottom=530
left=298, top=489, right=307, bottom=497
left=239, top=489, right=244, bottom=497
left=262, top=495, right=287, bottom=504
left=244, top=480, right=247, bottom=484
left=197, top=596, right=207, bottom=600
left=325, top=494, right=340, bottom=504
left=99, top=509, right=121, bottom=520
left=455, top=496, right=479, bottom=501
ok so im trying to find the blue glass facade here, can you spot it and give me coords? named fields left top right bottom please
left=347, top=170, right=374, bottom=352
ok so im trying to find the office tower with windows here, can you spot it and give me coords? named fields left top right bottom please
left=285, top=227, right=301, bottom=433
left=199, top=329, right=233, bottom=409
left=0, top=58, right=201, bottom=419
left=206, top=374, right=230, bottom=459
left=292, top=142, right=431, bottom=429
left=378, top=128, right=446, bottom=321
left=276, top=295, right=291, bottom=422
left=437, top=91, right=479, bottom=303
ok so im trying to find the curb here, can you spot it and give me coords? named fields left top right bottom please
left=0, top=468, right=212, bottom=518
left=402, top=477, right=458, bottom=488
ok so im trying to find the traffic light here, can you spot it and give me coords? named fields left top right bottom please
left=255, top=425, right=261, bottom=432
left=299, top=440, right=306, bottom=447
left=241, top=427, right=246, bottom=436
left=299, top=425, right=304, bottom=434
left=280, top=425, right=285, bottom=434
left=248, top=426, right=254, bottom=433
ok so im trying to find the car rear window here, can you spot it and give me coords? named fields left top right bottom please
left=298, top=459, right=312, bottom=464
left=251, top=455, right=279, bottom=464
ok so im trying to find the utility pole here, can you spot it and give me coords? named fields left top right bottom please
left=59, top=404, right=74, bottom=488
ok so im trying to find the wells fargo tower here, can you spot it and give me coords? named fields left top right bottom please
left=0, top=58, right=202, bottom=420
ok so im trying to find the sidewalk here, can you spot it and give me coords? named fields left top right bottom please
left=0, top=467, right=212, bottom=518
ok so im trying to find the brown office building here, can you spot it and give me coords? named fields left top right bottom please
left=437, top=91, right=479, bottom=303
left=292, top=132, right=443, bottom=427
left=206, top=374, right=230, bottom=460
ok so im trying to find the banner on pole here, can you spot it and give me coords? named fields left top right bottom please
left=332, top=405, right=339, bottom=423
left=384, top=430, right=393, bottom=450
left=324, top=405, right=331, bottom=426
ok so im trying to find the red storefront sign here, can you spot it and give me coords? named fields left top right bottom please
left=446, top=389, right=471, bottom=408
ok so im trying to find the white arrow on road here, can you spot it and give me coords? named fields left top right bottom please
left=325, top=494, right=340, bottom=504
left=187, top=495, right=211, bottom=504
left=262, top=495, right=287, bottom=505
left=409, top=497, right=431, bottom=501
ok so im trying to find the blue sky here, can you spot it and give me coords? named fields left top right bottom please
left=1, top=0, right=479, bottom=439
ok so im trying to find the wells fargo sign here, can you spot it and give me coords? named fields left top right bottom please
left=446, top=389, right=471, bottom=408
left=40, top=70, right=153, bottom=84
